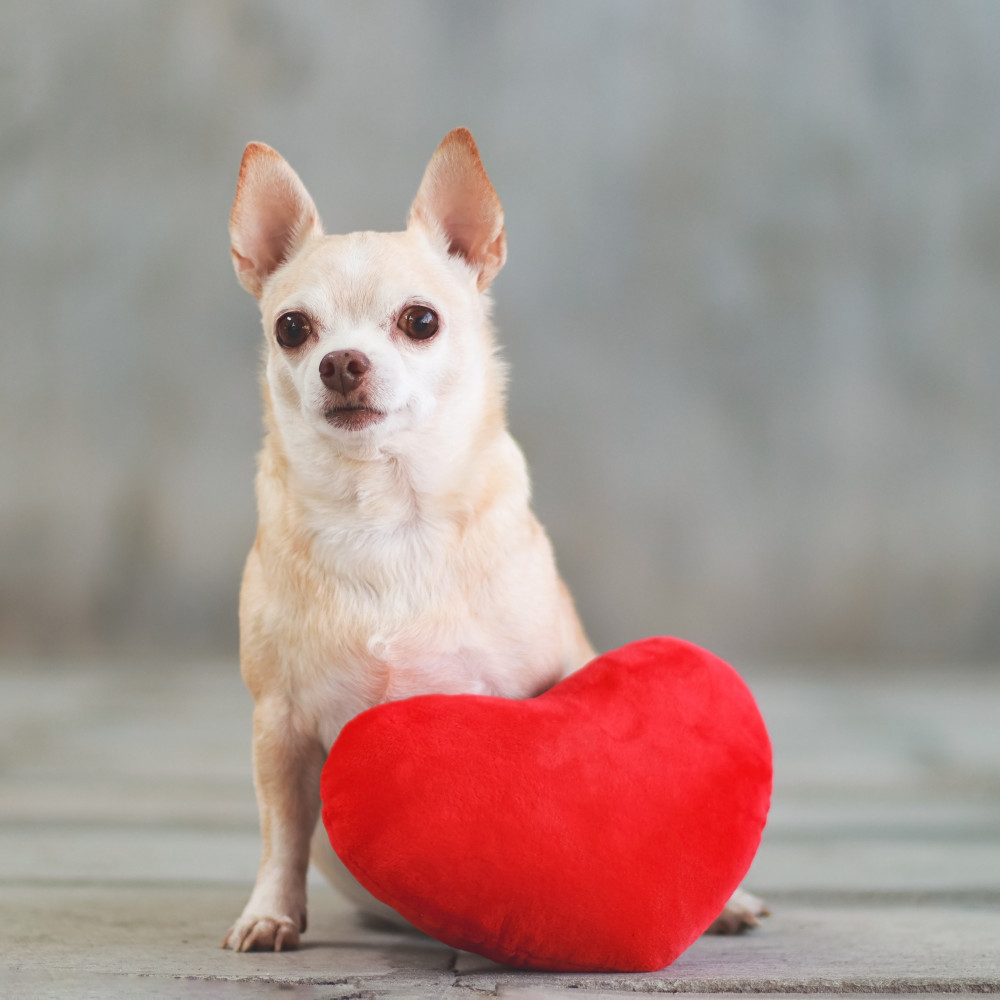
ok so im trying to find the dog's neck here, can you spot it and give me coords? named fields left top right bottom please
left=258, top=371, right=526, bottom=539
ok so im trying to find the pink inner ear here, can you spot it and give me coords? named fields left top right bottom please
left=253, top=216, right=298, bottom=274
left=230, top=144, right=321, bottom=295
left=409, top=130, right=506, bottom=288
left=443, top=217, right=482, bottom=260
left=431, top=198, right=505, bottom=291
left=242, top=198, right=312, bottom=277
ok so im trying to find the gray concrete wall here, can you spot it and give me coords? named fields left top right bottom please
left=2, top=0, right=998, bottom=661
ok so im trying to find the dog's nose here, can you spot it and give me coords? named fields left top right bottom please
left=319, top=350, right=371, bottom=394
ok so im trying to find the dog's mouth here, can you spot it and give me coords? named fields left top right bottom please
left=324, top=405, right=387, bottom=431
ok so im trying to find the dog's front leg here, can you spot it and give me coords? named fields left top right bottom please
left=223, top=696, right=324, bottom=951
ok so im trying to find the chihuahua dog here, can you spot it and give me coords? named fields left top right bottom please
left=222, top=129, right=765, bottom=951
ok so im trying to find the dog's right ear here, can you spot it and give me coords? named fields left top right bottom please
left=229, top=143, right=322, bottom=298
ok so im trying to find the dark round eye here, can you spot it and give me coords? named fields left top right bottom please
left=275, top=311, right=312, bottom=349
left=397, top=305, right=439, bottom=341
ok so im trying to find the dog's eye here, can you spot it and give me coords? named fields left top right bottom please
left=275, top=311, right=312, bottom=349
left=398, top=306, right=439, bottom=341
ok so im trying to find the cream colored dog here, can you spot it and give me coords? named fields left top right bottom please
left=223, top=129, right=764, bottom=952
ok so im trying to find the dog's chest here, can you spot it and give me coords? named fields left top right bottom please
left=285, top=516, right=556, bottom=745
left=302, top=516, right=507, bottom=670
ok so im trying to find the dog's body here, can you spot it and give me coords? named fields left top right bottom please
left=222, top=130, right=764, bottom=952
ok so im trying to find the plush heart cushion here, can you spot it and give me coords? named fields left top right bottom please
left=320, top=637, right=771, bottom=972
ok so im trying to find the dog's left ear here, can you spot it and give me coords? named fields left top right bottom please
left=408, top=129, right=507, bottom=291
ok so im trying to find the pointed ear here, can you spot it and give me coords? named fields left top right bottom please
left=408, top=128, right=507, bottom=291
left=229, top=143, right=322, bottom=298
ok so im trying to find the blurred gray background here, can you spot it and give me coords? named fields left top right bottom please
left=2, top=0, right=998, bottom=665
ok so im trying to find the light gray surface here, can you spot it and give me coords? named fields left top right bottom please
left=459, top=903, right=1000, bottom=990
left=501, top=995, right=988, bottom=1000
left=1, top=659, right=998, bottom=996
left=3, top=1, right=1000, bottom=661
left=3, top=887, right=999, bottom=996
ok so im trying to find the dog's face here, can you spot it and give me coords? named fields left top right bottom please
left=258, top=228, right=487, bottom=451
left=229, top=130, right=507, bottom=458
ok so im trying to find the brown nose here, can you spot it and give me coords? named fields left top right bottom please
left=319, top=350, right=371, bottom=394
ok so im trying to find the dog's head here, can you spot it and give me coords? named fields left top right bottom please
left=229, top=129, right=507, bottom=460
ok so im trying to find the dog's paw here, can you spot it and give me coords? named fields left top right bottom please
left=704, top=888, right=770, bottom=935
left=221, top=911, right=306, bottom=952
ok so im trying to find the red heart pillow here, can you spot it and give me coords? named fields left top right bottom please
left=321, top=637, right=771, bottom=972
